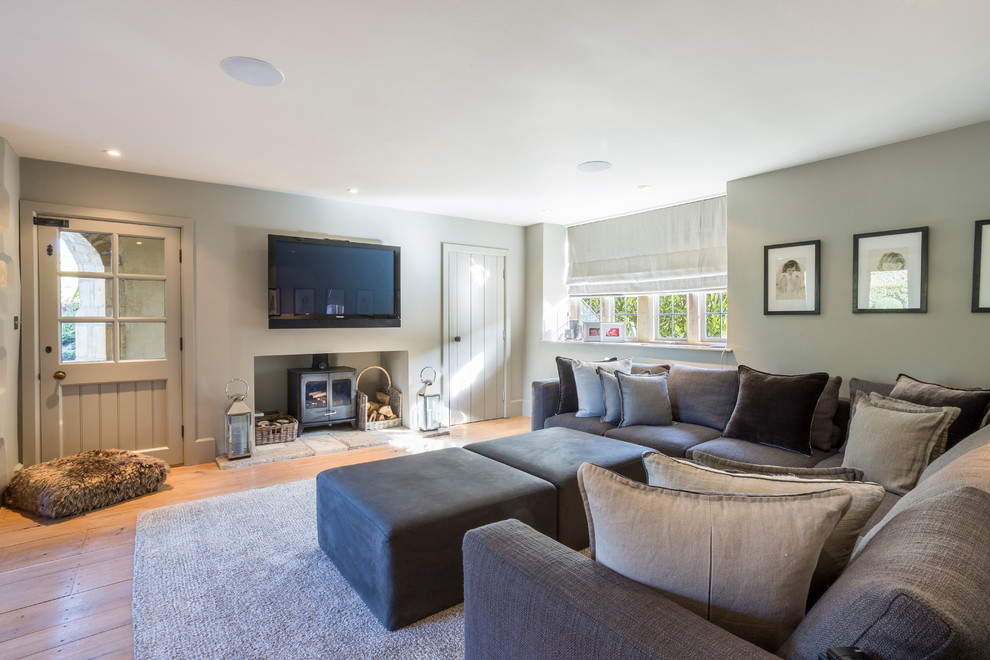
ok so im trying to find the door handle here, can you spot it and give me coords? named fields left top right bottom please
left=53, top=371, right=67, bottom=380
left=454, top=336, right=461, bottom=342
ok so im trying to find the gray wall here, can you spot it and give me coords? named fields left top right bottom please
left=0, top=139, right=21, bottom=491
left=727, top=121, right=990, bottom=393
left=19, top=159, right=526, bottom=465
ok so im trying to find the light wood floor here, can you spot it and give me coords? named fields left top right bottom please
left=0, top=416, right=531, bottom=660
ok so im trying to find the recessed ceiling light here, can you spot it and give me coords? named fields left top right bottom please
left=346, top=188, right=359, bottom=194
left=220, top=56, right=285, bottom=87
left=577, top=160, right=612, bottom=173
left=637, top=185, right=651, bottom=191
left=104, top=149, right=122, bottom=157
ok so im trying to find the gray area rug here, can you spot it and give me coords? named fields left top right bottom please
left=133, top=479, right=464, bottom=659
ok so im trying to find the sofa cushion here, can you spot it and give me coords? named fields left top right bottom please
left=616, top=371, right=672, bottom=428
left=555, top=356, right=618, bottom=414
left=842, top=392, right=959, bottom=495
left=643, top=452, right=884, bottom=600
left=919, top=423, right=990, bottom=485
left=667, top=364, right=739, bottom=430
left=605, top=422, right=721, bottom=457
left=577, top=462, right=850, bottom=651
left=631, top=362, right=670, bottom=376
left=889, top=373, right=990, bottom=450
left=809, top=376, right=842, bottom=452
left=599, top=370, right=622, bottom=425
left=574, top=358, right=633, bottom=418
left=722, top=366, right=829, bottom=456
left=838, top=378, right=895, bottom=453
left=545, top=412, right=616, bottom=436
left=692, top=452, right=863, bottom=482
left=781, top=485, right=990, bottom=660
left=688, top=437, right=830, bottom=469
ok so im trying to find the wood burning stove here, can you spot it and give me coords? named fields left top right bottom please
left=288, top=366, right=358, bottom=429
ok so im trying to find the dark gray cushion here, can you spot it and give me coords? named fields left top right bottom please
left=687, top=437, right=831, bottom=468
left=667, top=364, right=739, bottom=430
left=555, top=356, right=580, bottom=414
left=605, top=423, right=721, bottom=458
left=781, top=486, right=990, bottom=660
left=464, top=427, right=647, bottom=550
left=691, top=452, right=863, bottom=481
left=617, top=371, right=672, bottom=427
left=545, top=412, right=616, bottom=436
left=600, top=370, right=622, bottom=425
left=889, top=373, right=990, bottom=450
left=722, top=366, right=829, bottom=456
left=631, top=362, right=671, bottom=375
left=809, top=376, right=842, bottom=452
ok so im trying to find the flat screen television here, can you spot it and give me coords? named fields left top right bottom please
left=268, top=234, right=401, bottom=328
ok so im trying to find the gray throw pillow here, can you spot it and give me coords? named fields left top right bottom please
left=809, top=376, right=842, bottom=452
left=616, top=372, right=672, bottom=427
left=573, top=358, right=633, bottom=418
left=722, top=366, right=829, bottom=456
left=691, top=452, right=864, bottom=481
left=667, top=364, right=739, bottom=430
left=599, top=370, right=622, bottom=425
left=555, top=356, right=617, bottom=414
left=889, top=373, right=990, bottom=450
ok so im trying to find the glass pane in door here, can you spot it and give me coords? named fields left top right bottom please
left=119, top=236, right=165, bottom=275
left=331, top=379, right=352, bottom=406
left=120, top=322, right=166, bottom=360
left=61, top=322, right=113, bottom=362
left=59, top=232, right=112, bottom=273
left=120, top=280, right=166, bottom=317
left=305, top=379, right=328, bottom=409
left=60, top=276, right=112, bottom=317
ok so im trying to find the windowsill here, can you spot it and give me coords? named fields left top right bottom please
left=542, top=339, right=732, bottom=352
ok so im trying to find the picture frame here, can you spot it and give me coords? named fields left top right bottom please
left=853, top=226, right=928, bottom=313
left=764, top=240, right=821, bottom=315
left=600, top=322, right=625, bottom=343
left=582, top=322, right=601, bottom=342
left=974, top=219, right=990, bottom=313
left=294, top=288, right=315, bottom=315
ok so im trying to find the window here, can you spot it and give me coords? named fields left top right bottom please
left=567, top=291, right=727, bottom=345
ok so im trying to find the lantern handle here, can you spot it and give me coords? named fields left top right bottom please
left=419, top=366, right=437, bottom=385
left=225, top=378, right=250, bottom=401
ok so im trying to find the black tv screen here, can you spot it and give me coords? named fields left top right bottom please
left=268, top=234, right=400, bottom=328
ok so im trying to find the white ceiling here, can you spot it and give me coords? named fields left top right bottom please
left=3, top=1, right=990, bottom=226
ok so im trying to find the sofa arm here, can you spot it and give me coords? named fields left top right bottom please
left=531, top=379, right=560, bottom=431
left=463, top=519, right=776, bottom=660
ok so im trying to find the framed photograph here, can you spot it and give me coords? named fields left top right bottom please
left=294, top=288, right=315, bottom=315
left=582, top=322, right=601, bottom=342
left=268, top=288, right=280, bottom=315
left=974, top=219, right=990, bottom=312
left=853, top=226, right=928, bottom=313
left=764, top=240, right=820, bottom=315
left=601, top=322, right=625, bottom=343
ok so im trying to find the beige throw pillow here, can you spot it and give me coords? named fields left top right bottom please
left=643, top=452, right=885, bottom=599
left=691, top=452, right=864, bottom=482
left=577, top=462, right=851, bottom=651
left=842, top=392, right=960, bottom=495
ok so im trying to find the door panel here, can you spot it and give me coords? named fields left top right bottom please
left=37, top=217, right=183, bottom=464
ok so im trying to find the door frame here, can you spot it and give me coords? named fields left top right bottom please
left=441, top=243, right=509, bottom=427
left=19, top=201, right=196, bottom=467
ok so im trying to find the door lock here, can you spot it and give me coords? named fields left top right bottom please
left=53, top=371, right=67, bottom=380
left=454, top=336, right=462, bottom=342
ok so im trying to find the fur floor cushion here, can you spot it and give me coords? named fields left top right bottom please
left=4, top=449, right=170, bottom=519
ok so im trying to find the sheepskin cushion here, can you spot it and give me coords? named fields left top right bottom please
left=4, top=449, right=170, bottom=518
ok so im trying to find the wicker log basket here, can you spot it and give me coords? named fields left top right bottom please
left=254, top=413, right=299, bottom=445
left=356, top=366, right=403, bottom=431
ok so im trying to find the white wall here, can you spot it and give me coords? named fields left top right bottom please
left=727, top=121, right=990, bottom=393
left=19, top=159, right=526, bottom=465
left=0, top=139, right=21, bottom=491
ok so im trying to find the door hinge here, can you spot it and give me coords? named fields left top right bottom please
left=34, top=217, right=69, bottom=227
left=181, top=425, right=185, bottom=438
left=179, top=249, right=182, bottom=263
left=180, top=337, right=183, bottom=351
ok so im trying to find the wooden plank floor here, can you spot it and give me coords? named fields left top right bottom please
left=0, top=417, right=531, bottom=659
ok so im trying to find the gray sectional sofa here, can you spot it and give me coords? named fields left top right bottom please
left=459, top=362, right=990, bottom=659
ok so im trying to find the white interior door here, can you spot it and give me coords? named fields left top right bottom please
left=37, top=217, right=183, bottom=464
left=443, top=244, right=507, bottom=425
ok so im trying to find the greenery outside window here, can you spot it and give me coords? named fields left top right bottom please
left=613, top=296, right=638, bottom=340
left=705, top=291, right=728, bottom=340
left=657, top=294, right=688, bottom=339
left=569, top=291, right=727, bottom=345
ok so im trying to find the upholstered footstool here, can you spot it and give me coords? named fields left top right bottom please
left=316, top=447, right=556, bottom=630
left=464, top=427, right=647, bottom=549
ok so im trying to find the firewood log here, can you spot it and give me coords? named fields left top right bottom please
left=379, top=405, right=393, bottom=418
left=376, top=391, right=391, bottom=404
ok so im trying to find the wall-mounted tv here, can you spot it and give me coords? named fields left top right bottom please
left=268, top=234, right=401, bottom=328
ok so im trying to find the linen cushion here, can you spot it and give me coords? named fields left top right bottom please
left=577, top=462, right=850, bottom=651
left=889, top=373, right=990, bottom=450
left=722, top=366, right=829, bottom=456
left=573, top=358, right=633, bottom=418
left=809, top=376, right=842, bottom=452
left=666, top=364, right=739, bottom=430
left=691, top=452, right=864, bottom=482
left=642, top=452, right=884, bottom=600
left=616, top=371, right=672, bottom=427
left=556, top=356, right=616, bottom=414
left=631, top=362, right=670, bottom=376
left=782, top=486, right=990, bottom=660
left=839, top=378, right=895, bottom=453
left=842, top=392, right=960, bottom=495
left=599, top=370, right=622, bottom=425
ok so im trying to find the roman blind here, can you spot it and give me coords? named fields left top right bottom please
left=566, top=196, right=727, bottom=296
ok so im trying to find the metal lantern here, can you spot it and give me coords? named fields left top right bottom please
left=224, top=378, right=254, bottom=459
left=417, top=366, right=441, bottom=432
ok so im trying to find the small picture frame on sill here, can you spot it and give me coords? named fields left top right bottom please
left=974, top=219, right=990, bottom=312
left=582, top=322, right=601, bottom=342
left=764, top=240, right=820, bottom=315
left=853, top=226, right=928, bottom=313
left=601, top=322, right=625, bottom=343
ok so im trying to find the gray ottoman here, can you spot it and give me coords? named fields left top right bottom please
left=465, top=427, right=648, bottom=549
left=316, top=447, right=556, bottom=630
